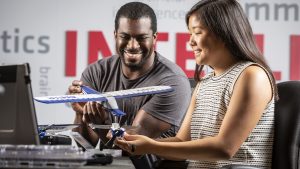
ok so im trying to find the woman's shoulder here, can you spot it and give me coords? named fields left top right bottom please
left=241, top=63, right=270, bottom=81
left=227, top=61, right=273, bottom=96
left=230, top=61, right=271, bottom=83
left=237, top=64, right=273, bottom=97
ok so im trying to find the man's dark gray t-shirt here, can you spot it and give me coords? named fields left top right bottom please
left=81, top=52, right=191, bottom=136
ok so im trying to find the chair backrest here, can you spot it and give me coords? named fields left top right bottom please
left=272, top=81, right=300, bottom=169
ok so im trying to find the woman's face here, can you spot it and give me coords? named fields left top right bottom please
left=188, top=14, right=224, bottom=66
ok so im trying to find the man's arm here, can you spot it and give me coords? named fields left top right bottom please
left=132, top=109, right=172, bottom=138
left=73, top=111, right=101, bottom=146
left=129, top=79, right=192, bottom=139
left=69, top=80, right=108, bottom=146
left=77, top=101, right=113, bottom=146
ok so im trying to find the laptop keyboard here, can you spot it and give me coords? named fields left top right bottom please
left=0, top=144, right=90, bottom=168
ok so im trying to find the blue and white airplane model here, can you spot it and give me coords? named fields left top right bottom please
left=34, top=85, right=173, bottom=148
left=34, top=85, right=173, bottom=117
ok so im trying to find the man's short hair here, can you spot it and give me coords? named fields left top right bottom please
left=114, top=2, right=157, bottom=34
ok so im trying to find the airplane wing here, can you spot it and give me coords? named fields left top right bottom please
left=38, top=124, right=80, bottom=134
left=34, top=85, right=173, bottom=104
left=89, top=123, right=139, bottom=131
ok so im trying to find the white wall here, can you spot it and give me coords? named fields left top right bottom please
left=0, top=0, right=299, bottom=124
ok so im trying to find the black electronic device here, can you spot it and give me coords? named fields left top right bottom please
left=0, top=63, right=40, bottom=145
left=86, top=153, right=113, bottom=165
left=38, top=124, right=79, bottom=145
left=40, top=134, right=72, bottom=145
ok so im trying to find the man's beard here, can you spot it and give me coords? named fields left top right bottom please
left=119, top=49, right=151, bottom=70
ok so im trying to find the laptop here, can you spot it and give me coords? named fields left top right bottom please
left=0, top=63, right=81, bottom=146
left=0, top=63, right=40, bottom=145
left=0, top=63, right=113, bottom=167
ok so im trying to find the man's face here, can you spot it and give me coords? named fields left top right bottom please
left=115, top=17, right=157, bottom=69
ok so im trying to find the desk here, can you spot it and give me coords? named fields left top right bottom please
left=0, top=144, right=135, bottom=169
left=82, top=157, right=134, bottom=169
left=6, top=157, right=135, bottom=169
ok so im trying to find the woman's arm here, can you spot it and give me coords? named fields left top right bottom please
left=146, top=89, right=197, bottom=160
left=117, top=65, right=273, bottom=161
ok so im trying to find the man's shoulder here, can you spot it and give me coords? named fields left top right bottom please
left=81, top=55, right=120, bottom=88
left=86, top=55, right=119, bottom=69
left=155, top=52, right=186, bottom=77
left=82, top=55, right=120, bottom=79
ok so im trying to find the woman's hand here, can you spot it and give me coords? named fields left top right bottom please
left=115, top=133, right=156, bottom=155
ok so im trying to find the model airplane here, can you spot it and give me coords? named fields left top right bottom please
left=34, top=85, right=173, bottom=117
left=34, top=85, right=173, bottom=104
left=34, top=85, right=173, bottom=148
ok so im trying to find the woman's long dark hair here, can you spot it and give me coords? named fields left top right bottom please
left=186, top=0, right=278, bottom=100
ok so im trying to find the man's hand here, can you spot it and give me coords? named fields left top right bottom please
left=68, top=80, right=85, bottom=115
left=69, top=80, right=111, bottom=145
left=68, top=80, right=110, bottom=124
left=82, top=101, right=110, bottom=125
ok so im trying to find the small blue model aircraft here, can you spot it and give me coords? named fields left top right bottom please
left=35, top=85, right=173, bottom=117
left=34, top=85, right=173, bottom=148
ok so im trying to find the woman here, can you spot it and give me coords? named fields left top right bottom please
left=116, top=0, right=278, bottom=168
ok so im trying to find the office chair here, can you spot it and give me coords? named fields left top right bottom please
left=221, top=81, right=300, bottom=169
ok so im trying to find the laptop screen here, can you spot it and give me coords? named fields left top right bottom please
left=0, top=63, right=40, bottom=145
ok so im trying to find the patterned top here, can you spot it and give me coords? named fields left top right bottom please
left=188, top=61, right=274, bottom=169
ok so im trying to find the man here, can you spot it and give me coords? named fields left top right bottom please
left=69, top=2, right=191, bottom=168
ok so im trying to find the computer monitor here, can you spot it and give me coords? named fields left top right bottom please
left=0, top=63, right=40, bottom=145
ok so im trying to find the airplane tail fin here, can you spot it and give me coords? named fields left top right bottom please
left=110, top=109, right=126, bottom=117
left=81, top=85, right=100, bottom=94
